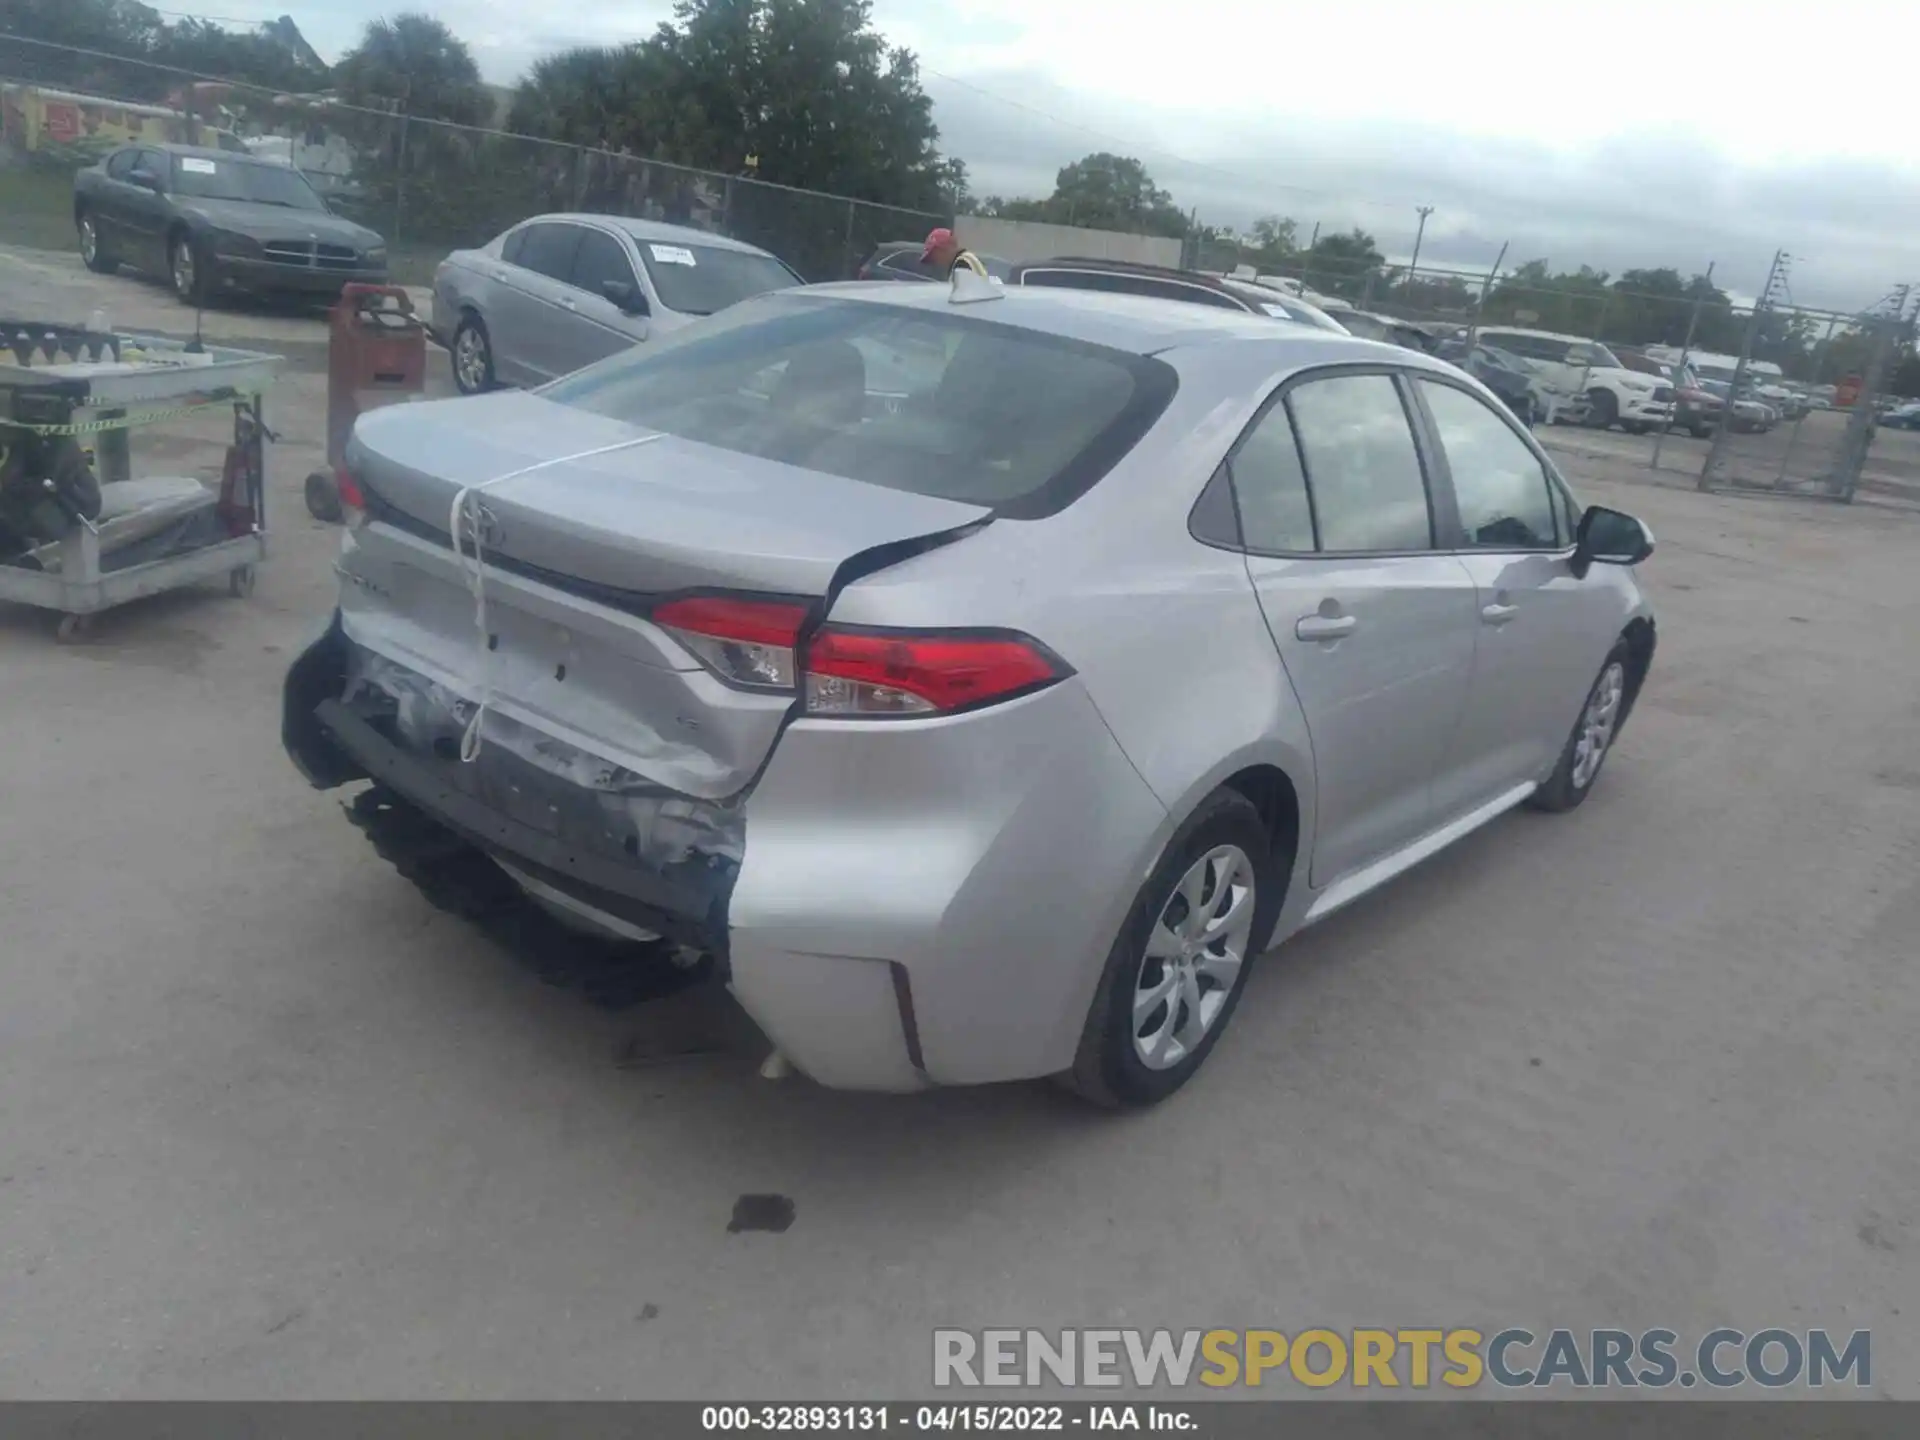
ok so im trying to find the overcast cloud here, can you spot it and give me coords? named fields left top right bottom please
left=225, top=0, right=1919, bottom=310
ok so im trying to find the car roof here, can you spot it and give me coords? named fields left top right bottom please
left=523, top=214, right=776, bottom=258
left=1477, top=325, right=1601, bottom=344
left=147, top=142, right=274, bottom=166
left=804, top=279, right=1413, bottom=359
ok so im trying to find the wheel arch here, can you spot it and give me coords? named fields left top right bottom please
left=1619, top=614, right=1656, bottom=724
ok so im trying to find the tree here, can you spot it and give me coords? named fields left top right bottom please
left=1246, top=215, right=1298, bottom=268
left=1300, top=227, right=1384, bottom=300
left=332, top=14, right=492, bottom=127
left=149, top=18, right=327, bottom=96
left=507, top=45, right=651, bottom=149
left=511, top=0, right=956, bottom=215
left=1041, top=152, right=1188, bottom=237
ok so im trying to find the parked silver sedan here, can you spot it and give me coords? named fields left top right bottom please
left=431, top=213, right=802, bottom=393
left=286, top=281, right=1657, bottom=1106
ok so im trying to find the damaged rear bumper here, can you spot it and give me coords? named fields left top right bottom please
left=285, top=612, right=733, bottom=955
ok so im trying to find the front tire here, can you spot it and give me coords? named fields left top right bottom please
left=1061, top=790, right=1278, bottom=1109
left=1528, top=641, right=1631, bottom=813
left=170, top=231, right=210, bottom=305
left=452, top=314, right=495, bottom=394
left=1585, top=388, right=1619, bottom=430
left=78, top=210, right=115, bottom=273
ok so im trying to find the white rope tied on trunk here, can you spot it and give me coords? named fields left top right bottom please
left=445, top=432, right=665, bottom=764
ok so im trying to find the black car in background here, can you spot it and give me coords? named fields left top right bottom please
left=73, top=143, right=388, bottom=305
left=1435, top=338, right=1553, bottom=425
left=855, top=240, right=1011, bottom=282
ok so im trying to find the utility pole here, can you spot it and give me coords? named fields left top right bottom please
left=1700, top=248, right=1789, bottom=492
left=1464, top=240, right=1509, bottom=355
left=1408, top=205, right=1434, bottom=288
left=1649, top=259, right=1714, bottom=473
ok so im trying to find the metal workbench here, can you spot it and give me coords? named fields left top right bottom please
left=0, top=321, right=281, bottom=640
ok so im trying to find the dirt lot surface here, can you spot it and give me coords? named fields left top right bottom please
left=3, top=246, right=1918, bottom=1400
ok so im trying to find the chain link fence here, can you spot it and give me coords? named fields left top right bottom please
left=0, top=44, right=947, bottom=286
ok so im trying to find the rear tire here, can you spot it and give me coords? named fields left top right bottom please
left=78, top=210, right=115, bottom=274
left=1060, top=790, right=1278, bottom=1109
left=1528, top=640, right=1632, bottom=814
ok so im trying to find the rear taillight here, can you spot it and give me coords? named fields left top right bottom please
left=652, top=595, right=1068, bottom=716
left=653, top=595, right=807, bottom=690
left=805, top=627, right=1064, bottom=716
left=336, top=466, right=367, bottom=530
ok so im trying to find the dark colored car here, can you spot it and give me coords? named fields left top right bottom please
left=855, top=240, right=1011, bottom=282
left=1459, top=344, right=1550, bottom=426
left=1006, top=258, right=1349, bottom=332
left=74, top=143, right=388, bottom=306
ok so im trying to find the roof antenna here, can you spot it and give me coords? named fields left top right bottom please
left=948, top=268, right=1002, bottom=306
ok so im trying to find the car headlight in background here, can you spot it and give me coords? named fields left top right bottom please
left=210, top=230, right=262, bottom=258
left=364, top=246, right=388, bottom=265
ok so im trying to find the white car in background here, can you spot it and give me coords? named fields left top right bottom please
left=1477, top=327, right=1676, bottom=433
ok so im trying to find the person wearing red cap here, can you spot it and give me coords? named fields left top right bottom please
left=922, top=226, right=988, bottom=280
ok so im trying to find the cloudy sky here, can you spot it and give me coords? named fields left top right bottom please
left=202, top=0, right=1918, bottom=310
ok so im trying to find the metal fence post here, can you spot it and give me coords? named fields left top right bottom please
left=390, top=108, right=409, bottom=260
left=1826, top=287, right=1910, bottom=501
left=1772, top=312, right=1839, bottom=489
left=843, top=200, right=857, bottom=280
left=1649, top=259, right=1714, bottom=473
left=1463, top=241, right=1509, bottom=356
left=1701, top=247, right=1786, bottom=492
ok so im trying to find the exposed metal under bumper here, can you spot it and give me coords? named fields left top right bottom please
left=313, top=698, right=728, bottom=955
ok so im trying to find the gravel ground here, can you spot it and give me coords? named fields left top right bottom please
left=2, top=246, right=1917, bottom=1400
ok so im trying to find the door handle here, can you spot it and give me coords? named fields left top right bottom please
left=1296, top=613, right=1358, bottom=642
left=1480, top=602, right=1519, bottom=625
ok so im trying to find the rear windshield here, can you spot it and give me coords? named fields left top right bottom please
left=540, top=294, right=1176, bottom=517
left=634, top=240, right=801, bottom=316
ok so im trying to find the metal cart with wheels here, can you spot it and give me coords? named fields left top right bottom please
left=0, top=321, right=280, bottom=641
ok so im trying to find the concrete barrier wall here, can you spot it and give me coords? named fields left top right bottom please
left=955, top=216, right=1182, bottom=268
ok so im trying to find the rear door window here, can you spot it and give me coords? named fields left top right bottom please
left=516, top=223, right=583, bottom=283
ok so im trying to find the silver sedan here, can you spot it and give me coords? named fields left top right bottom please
left=286, top=280, right=1657, bottom=1106
left=431, top=213, right=802, bottom=393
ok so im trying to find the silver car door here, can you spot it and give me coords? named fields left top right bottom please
left=1230, top=368, right=1479, bottom=886
left=488, top=221, right=583, bottom=387
left=1411, top=376, right=1624, bottom=815
left=556, top=226, right=650, bottom=375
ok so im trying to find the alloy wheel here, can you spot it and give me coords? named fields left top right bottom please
left=79, top=218, right=98, bottom=265
left=1131, top=845, right=1257, bottom=1071
left=455, top=325, right=489, bottom=391
left=172, top=240, right=195, bottom=299
left=1572, top=661, right=1625, bottom=790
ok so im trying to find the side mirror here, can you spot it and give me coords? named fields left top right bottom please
left=602, top=279, right=649, bottom=316
left=128, top=167, right=161, bottom=191
left=1573, top=505, right=1654, bottom=576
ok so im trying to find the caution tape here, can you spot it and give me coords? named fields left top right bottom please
left=1, top=390, right=261, bottom=437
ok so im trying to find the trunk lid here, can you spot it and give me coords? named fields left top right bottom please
left=349, top=390, right=989, bottom=599
left=338, top=391, right=990, bottom=800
